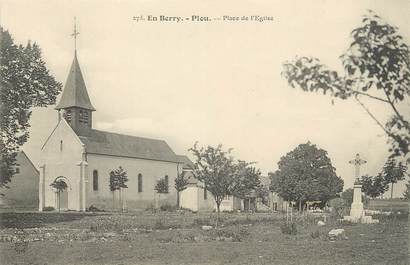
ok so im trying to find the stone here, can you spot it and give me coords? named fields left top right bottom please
left=317, top=221, right=325, bottom=226
left=201, top=225, right=212, bottom=230
left=365, top=209, right=381, bottom=215
left=361, top=216, right=379, bottom=224
left=103, top=232, right=116, bottom=238
left=194, top=235, right=209, bottom=242
left=328, top=229, right=345, bottom=240
left=343, top=216, right=360, bottom=223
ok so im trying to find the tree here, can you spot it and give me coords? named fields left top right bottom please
left=328, top=197, right=346, bottom=218
left=270, top=142, right=343, bottom=211
left=231, top=161, right=261, bottom=199
left=360, top=174, right=388, bottom=199
left=1, top=28, right=62, bottom=187
left=174, top=171, right=189, bottom=208
left=282, top=11, right=410, bottom=161
left=50, top=179, right=67, bottom=212
left=189, top=143, right=237, bottom=224
left=255, top=184, right=270, bottom=205
left=402, top=179, right=410, bottom=201
left=340, top=187, right=368, bottom=206
left=382, top=158, right=407, bottom=199
left=155, top=177, right=169, bottom=194
left=155, top=177, right=169, bottom=209
left=109, top=166, right=128, bottom=211
left=341, top=188, right=354, bottom=206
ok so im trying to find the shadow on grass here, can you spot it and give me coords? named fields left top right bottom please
left=0, top=212, right=103, bottom=229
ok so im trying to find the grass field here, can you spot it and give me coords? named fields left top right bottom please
left=0, top=203, right=408, bottom=265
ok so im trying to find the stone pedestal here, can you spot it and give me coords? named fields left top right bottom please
left=343, top=182, right=378, bottom=224
left=350, top=183, right=364, bottom=219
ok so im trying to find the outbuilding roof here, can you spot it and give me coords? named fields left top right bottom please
left=176, top=155, right=195, bottom=170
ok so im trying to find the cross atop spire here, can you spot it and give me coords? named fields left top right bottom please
left=71, top=17, right=80, bottom=52
left=349, top=153, right=367, bottom=184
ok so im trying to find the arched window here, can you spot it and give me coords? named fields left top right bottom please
left=164, top=175, right=169, bottom=193
left=93, top=170, right=98, bottom=191
left=138, top=173, right=143, bottom=192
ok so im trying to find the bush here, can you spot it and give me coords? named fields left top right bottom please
left=160, top=204, right=177, bottom=212
left=145, top=203, right=156, bottom=213
left=328, top=198, right=346, bottom=218
left=280, top=221, right=297, bottom=235
left=193, top=216, right=214, bottom=226
left=208, top=227, right=250, bottom=242
left=310, top=230, right=320, bottom=239
left=42, top=206, right=55, bottom=211
left=153, top=218, right=167, bottom=230
left=87, top=205, right=104, bottom=212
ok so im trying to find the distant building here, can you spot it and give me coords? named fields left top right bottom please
left=0, top=151, right=39, bottom=210
left=178, top=155, right=251, bottom=212
left=260, top=175, right=287, bottom=211
left=219, top=195, right=243, bottom=212
left=178, top=155, right=214, bottom=212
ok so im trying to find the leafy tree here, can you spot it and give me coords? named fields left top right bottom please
left=1, top=28, right=62, bottom=187
left=382, top=158, right=407, bottom=199
left=328, top=197, right=346, bottom=218
left=174, top=171, right=189, bottom=208
left=255, top=184, right=270, bottom=205
left=282, top=11, right=410, bottom=160
left=109, top=166, right=128, bottom=210
left=231, top=161, right=261, bottom=199
left=154, top=177, right=169, bottom=209
left=341, top=188, right=354, bottom=206
left=270, top=142, right=343, bottom=211
left=189, top=143, right=237, bottom=224
left=50, top=179, right=67, bottom=212
left=155, top=177, right=169, bottom=194
left=402, top=179, right=410, bottom=201
left=360, top=174, right=388, bottom=199
left=340, top=187, right=368, bottom=206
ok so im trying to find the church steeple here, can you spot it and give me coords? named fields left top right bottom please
left=56, top=18, right=95, bottom=134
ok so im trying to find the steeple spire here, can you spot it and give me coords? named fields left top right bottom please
left=56, top=19, right=95, bottom=134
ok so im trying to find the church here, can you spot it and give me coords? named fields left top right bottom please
left=39, top=42, right=187, bottom=211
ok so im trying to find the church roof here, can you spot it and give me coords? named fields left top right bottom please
left=55, top=53, right=96, bottom=111
left=77, top=129, right=178, bottom=163
left=176, top=155, right=195, bottom=170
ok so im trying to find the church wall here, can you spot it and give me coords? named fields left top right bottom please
left=41, top=121, right=84, bottom=211
left=86, top=154, right=178, bottom=210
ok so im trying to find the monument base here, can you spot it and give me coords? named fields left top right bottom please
left=350, top=202, right=364, bottom=219
left=342, top=184, right=378, bottom=224
left=343, top=215, right=379, bottom=224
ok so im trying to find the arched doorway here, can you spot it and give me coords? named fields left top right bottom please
left=59, top=186, right=68, bottom=210
left=51, top=177, right=70, bottom=211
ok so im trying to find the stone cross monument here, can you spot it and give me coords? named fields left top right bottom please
left=348, top=153, right=366, bottom=219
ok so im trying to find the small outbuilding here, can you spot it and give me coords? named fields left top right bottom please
left=0, top=151, right=39, bottom=210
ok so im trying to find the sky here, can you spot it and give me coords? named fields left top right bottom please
left=1, top=0, right=409, bottom=195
